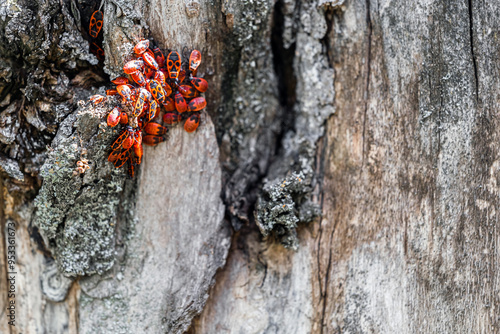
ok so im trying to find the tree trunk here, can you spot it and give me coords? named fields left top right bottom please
left=0, top=0, right=497, bottom=333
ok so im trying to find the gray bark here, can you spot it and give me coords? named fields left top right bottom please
left=1, top=0, right=498, bottom=333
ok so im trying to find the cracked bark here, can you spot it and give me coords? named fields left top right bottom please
left=362, top=0, right=371, bottom=163
left=1, top=0, right=499, bottom=333
left=467, top=0, right=478, bottom=101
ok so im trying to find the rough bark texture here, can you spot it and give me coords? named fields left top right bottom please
left=1, top=0, right=498, bottom=333
left=194, top=0, right=500, bottom=333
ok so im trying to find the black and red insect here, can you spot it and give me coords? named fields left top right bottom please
left=110, top=127, right=135, bottom=151
left=90, top=42, right=105, bottom=61
left=134, top=39, right=150, bottom=55
left=163, top=112, right=181, bottom=125
left=189, top=50, right=201, bottom=74
left=167, top=51, right=181, bottom=80
left=174, top=92, right=187, bottom=113
left=178, top=85, right=198, bottom=98
left=107, top=107, right=121, bottom=127
left=144, top=122, right=168, bottom=136
left=143, top=135, right=165, bottom=146
left=147, top=80, right=166, bottom=104
left=191, top=77, right=208, bottom=92
left=187, top=97, right=206, bottom=112
left=184, top=114, right=200, bottom=133
left=89, top=11, right=103, bottom=38
left=153, top=47, right=165, bottom=68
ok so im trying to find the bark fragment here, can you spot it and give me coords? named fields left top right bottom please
left=34, top=98, right=128, bottom=277
left=254, top=0, right=334, bottom=248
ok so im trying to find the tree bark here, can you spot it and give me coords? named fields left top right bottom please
left=1, top=0, right=498, bottom=333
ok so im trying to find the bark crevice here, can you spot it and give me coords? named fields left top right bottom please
left=467, top=0, right=478, bottom=101
left=271, top=0, right=297, bottom=133
left=362, top=0, right=372, bottom=163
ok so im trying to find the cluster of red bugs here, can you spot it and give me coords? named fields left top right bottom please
left=89, top=39, right=207, bottom=178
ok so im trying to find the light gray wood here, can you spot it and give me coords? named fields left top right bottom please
left=78, top=120, right=230, bottom=334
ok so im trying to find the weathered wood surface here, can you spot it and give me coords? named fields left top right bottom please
left=1, top=0, right=500, bottom=333
left=76, top=1, right=231, bottom=333
left=194, top=0, right=500, bottom=333
left=78, top=123, right=230, bottom=334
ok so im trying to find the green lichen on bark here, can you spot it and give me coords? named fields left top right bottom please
left=255, top=169, right=320, bottom=250
left=34, top=96, right=128, bottom=277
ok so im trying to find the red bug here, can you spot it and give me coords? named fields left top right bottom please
left=133, top=142, right=143, bottom=165
left=108, top=147, right=122, bottom=163
left=90, top=42, right=105, bottom=61
left=142, top=50, right=159, bottom=70
left=153, top=47, right=165, bottom=68
left=154, top=71, right=172, bottom=95
left=163, top=96, right=176, bottom=111
left=111, top=77, right=129, bottom=85
left=108, top=146, right=130, bottom=167
left=130, top=71, right=146, bottom=86
left=134, top=40, right=150, bottom=55
left=119, top=111, right=129, bottom=125
left=106, top=89, right=118, bottom=96
left=133, top=89, right=152, bottom=117
left=144, top=122, right=168, bottom=136
left=163, top=112, right=181, bottom=125
left=189, top=50, right=202, bottom=74
left=184, top=113, right=201, bottom=133
left=167, top=51, right=181, bottom=79
left=107, top=107, right=121, bottom=127
left=90, top=94, right=106, bottom=105
left=187, top=97, right=206, bottom=111
left=114, top=148, right=131, bottom=168
left=144, top=65, right=155, bottom=80
left=122, top=132, right=135, bottom=149
left=191, top=77, right=208, bottom=93
left=111, top=127, right=134, bottom=151
left=143, top=135, right=165, bottom=146
left=147, top=79, right=166, bottom=104
left=117, top=85, right=135, bottom=104
left=89, top=11, right=103, bottom=38
left=174, top=92, right=187, bottom=113
left=178, top=70, right=186, bottom=84
left=148, top=100, right=158, bottom=122
left=123, top=60, right=144, bottom=74
left=178, top=85, right=198, bottom=98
